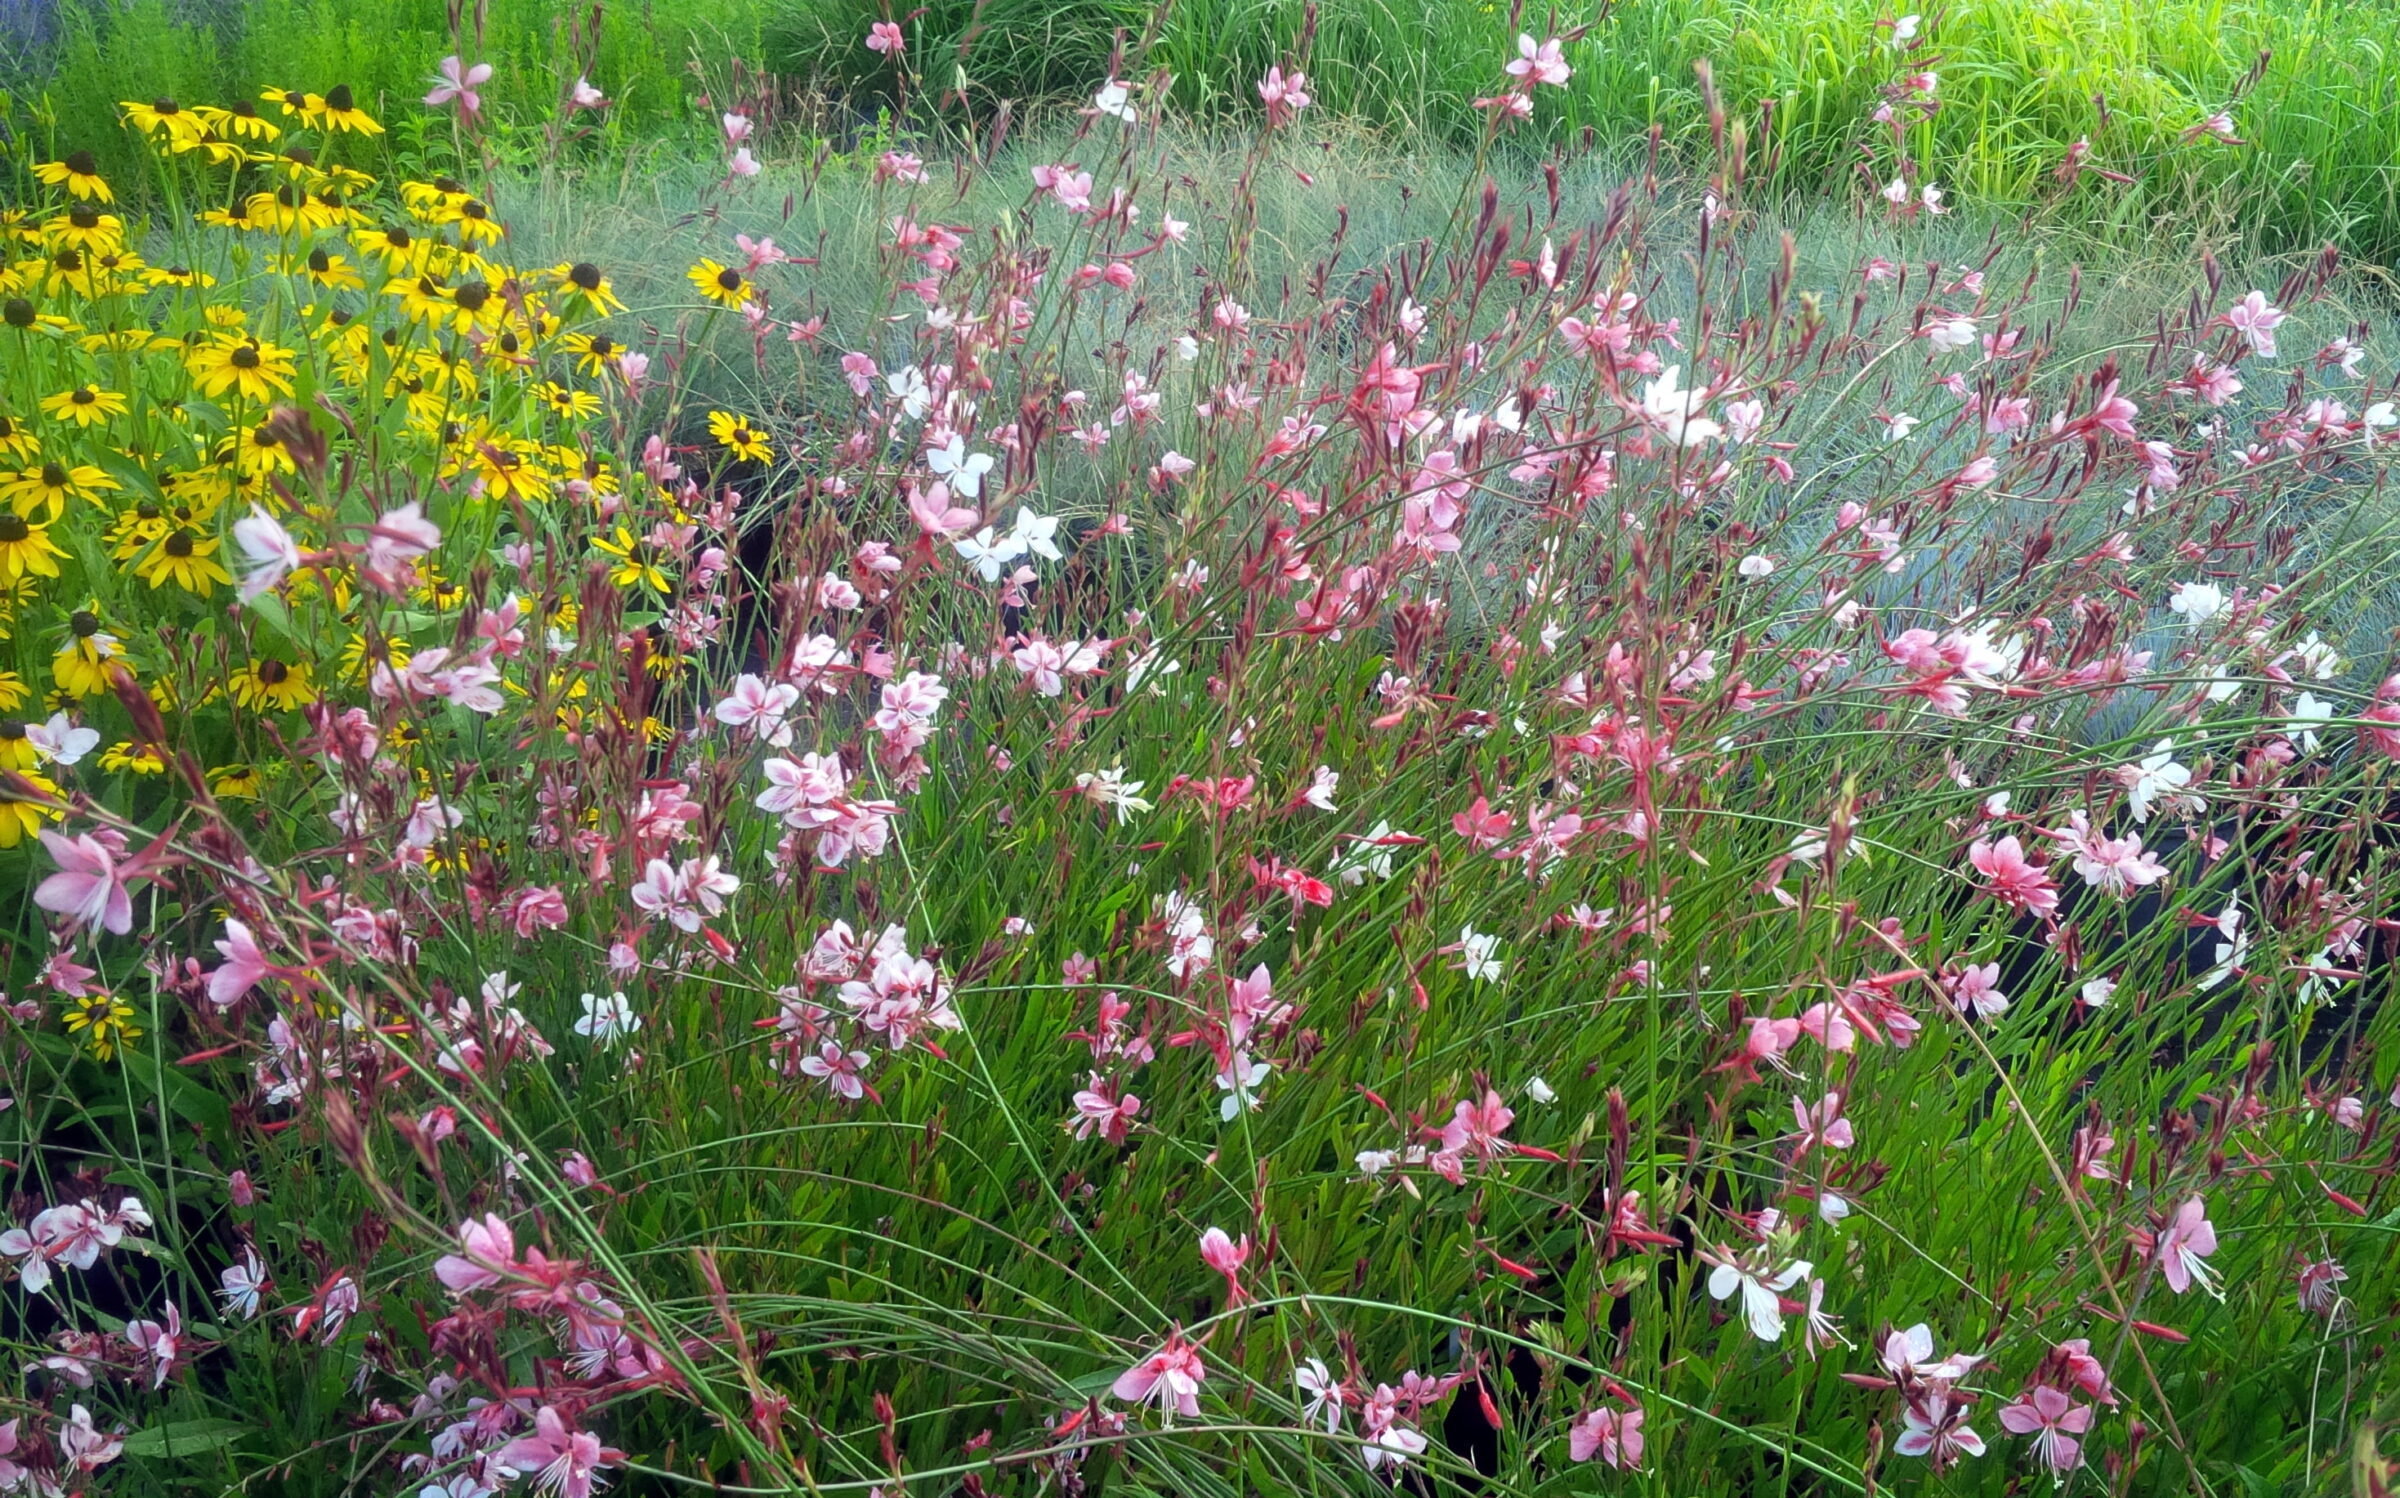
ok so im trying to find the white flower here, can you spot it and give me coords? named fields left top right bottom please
left=1707, top=1253, right=1813, bottom=1341
left=1882, top=411, right=1920, bottom=441
left=1816, top=1193, right=1851, bottom=1226
left=1890, top=12, right=1920, bottom=43
left=1737, top=554, right=1776, bottom=578
left=1335, top=821, right=1406, bottom=885
left=1923, top=316, right=1977, bottom=353
left=2080, top=977, right=2116, bottom=1008
left=2287, top=691, right=2334, bottom=754
left=1073, top=765, right=1153, bottom=824
left=26, top=713, right=99, bottom=767
left=1091, top=77, right=1137, bottom=122
left=2122, top=741, right=2196, bottom=824
left=1216, top=1052, right=1271, bottom=1120
left=952, top=525, right=1027, bottom=582
left=1524, top=1076, right=1556, bottom=1105
left=1009, top=508, right=1064, bottom=562
left=2167, top=579, right=2226, bottom=624
left=2197, top=901, right=2247, bottom=991
left=1452, top=926, right=1503, bottom=983
left=574, top=991, right=640, bottom=1048
left=1303, top=765, right=1339, bottom=812
left=1638, top=366, right=1721, bottom=446
left=885, top=365, right=933, bottom=419
left=925, top=435, right=994, bottom=498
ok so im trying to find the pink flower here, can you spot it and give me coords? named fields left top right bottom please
left=1257, top=65, right=1311, bottom=124
left=1943, top=961, right=2009, bottom=1022
left=424, top=55, right=493, bottom=119
left=2219, top=290, right=2285, bottom=359
left=1070, top=1077, right=1141, bottom=1144
left=495, top=1405, right=622, bottom=1498
left=122, top=1302, right=184, bottom=1388
left=1506, top=33, right=1572, bottom=88
left=232, top=507, right=302, bottom=600
left=1967, top=836, right=2058, bottom=917
left=1568, top=1403, right=1645, bottom=1467
left=1894, top=1388, right=1984, bottom=1468
left=866, top=20, right=904, bottom=53
left=33, top=830, right=135, bottom=937
left=1997, top=1385, right=2092, bottom=1473
left=1198, top=1226, right=1250, bottom=1302
left=434, top=1213, right=520, bottom=1294
left=1114, top=1332, right=1207, bottom=1422
left=207, top=920, right=275, bottom=1007
left=797, top=1039, right=871, bottom=1099
left=2152, top=1195, right=2220, bottom=1296
left=1792, top=1092, right=1853, bottom=1154
left=568, top=76, right=606, bottom=109
left=508, top=885, right=569, bottom=939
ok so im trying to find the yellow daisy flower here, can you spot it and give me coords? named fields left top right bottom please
left=709, top=410, right=773, bottom=462
left=0, top=511, right=68, bottom=581
left=99, top=739, right=167, bottom=775
left=63, top=992, right=141, bottom=1060
left=591, top=525, right=673, bottom=594
left=317, top=84, right=384, bottom=135
left=687, top=258, right=753, bottom=307
left=0, top=768, right=62, bottom=848
left=39, top=384, right=129, bottom=428
left=186, top=335, right=299, bottom=404
left=132, top=528, right=234, bottom=594
left=32, top=151, right=113, bottom=203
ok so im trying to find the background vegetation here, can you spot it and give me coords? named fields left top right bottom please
left=9, top=0, right=2397, bottom=257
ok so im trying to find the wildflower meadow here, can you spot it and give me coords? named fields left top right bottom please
left=0, top=8, right=2397, bottom=1496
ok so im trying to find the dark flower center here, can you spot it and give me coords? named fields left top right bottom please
left=64, top=150, right=97, bottom=175
left=164, top=530, right=195, bottom=557
left=325, top=85, right=357, bottom=111
left=569, top=262, right=602, bottom=291
left=231, top=344, right=262, bottom=369
left=716, top=268, right=743, bottom=292
left=0, top=514, right=28, bottom=543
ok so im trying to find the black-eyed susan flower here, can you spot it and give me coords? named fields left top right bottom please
left=708, top=410, right=773, bottom=461
left=39, top=384, right=129, bottom=428
left=32, top=151, right=113, bottom=202
left=289, top=245, right=365, bottom=291
left=5, top=460, right=119, bottom=518
left=563, top=331, right=625, bottom=377
left=0, top=768, right=62, bottom=847
left=133, top=528, right=233, bottom=594
left=227, top=658, right=319, bottom=712
left=0, top=719, right=34, bottom=771
left=263, top=86, right=323, bottom=121
left=63, top=992, right=141, bottom=1060
left=0, top=511, right=67, bottom=582
left=213, top=99, right=282, bottom=140
left=317, top=84, right=384, bottom=135
left=534, top=382, right=600, bottom=421
left=53, top=610, right=128, bottom=697
left=121, top=97, right=206, bottom=146
left=207, top=763, right=264, bottom=798
left=688, top=258, right=753, bottom=307
left=451, top=198, right=505, bottom=246
left=357, top=222, right=427, bottom=274
left=0, top=415, right=35, bottom=462
left=591, top=525, right=673, bottom=593
left=551, top=261, right=625, bottom=317
left=0, top=671, right=26, bottom=712
left=44, top=203, right=124, bottom=253
left=100, top=739, right=166, bottom=775
left=186, top=335, right=299, bottom=404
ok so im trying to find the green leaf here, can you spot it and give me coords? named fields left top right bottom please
left=121, top=1419, right=250, bottom=1459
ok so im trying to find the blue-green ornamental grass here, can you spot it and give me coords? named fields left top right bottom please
left=0, top=16, right=2397, bottom=1498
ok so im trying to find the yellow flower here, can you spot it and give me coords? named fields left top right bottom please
left=39, top=384, right=129, bottom=428
left=32, top=151, right=113, bottom=203
left=448, top=432, right=550, bottom=504
left=54, top=615, right=128, bottom=698
left=0, top=671, right=25, bottom=711
left=563, top=331, right=626, bottom=377
left=591, top=525, right=673, bottom=594
left=228, top=657, right=318, bottom=711
left=0, top=414, right=36, bottom=462
left=63, top=993, right=142, bottom=1061
left=121, top=97, right=207, bottom=146
left=4, top=460, right=118, bottom=519
left=709, top=410, right=773, bottom=462
left=0, top=511, right=67, bottom=581
left=288, top=246, right=365, bottom=291
left=0, top=768, right=62, bottom=848
left=263, top=87, right=325, bottom=122
left=450, top=198, right=505, bottom=246
left=356, top=222, right=428, bottom=274
left=687, top=258, right=753, bottom=308
left=207, top=763, right=264, bottom=798
left=534, top=382, right=601, bottom=421
left=43, top=203, right=125, bottom=253
left=99, top=739, right=166, bottom=775
left=145, top=264, right=218, bottom=292
left=551, top=261, right=625, bottom=317
left=317, top=84, right=384, bottom=135
left=186, top=335, right=298, bottom=404
left=0, top=719, right=34, bottom=771
left=212, top=99, right=283, bottom=141
left=132, top=528, right=233, bottom=594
